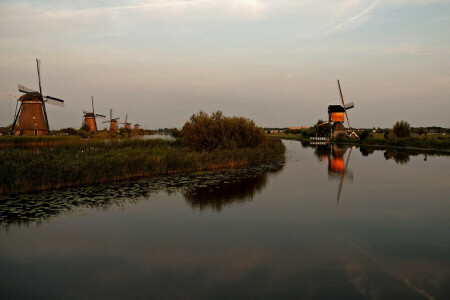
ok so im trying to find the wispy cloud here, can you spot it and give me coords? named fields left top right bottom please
left=328, top=0, right=382, bottom=34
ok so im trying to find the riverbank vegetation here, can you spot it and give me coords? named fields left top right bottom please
left=0, top=112, right=285, bottom=195
left=270, top=120, right=449, bottom=151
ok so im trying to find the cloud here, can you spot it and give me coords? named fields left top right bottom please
left=328, top=0, right=381, bottom=34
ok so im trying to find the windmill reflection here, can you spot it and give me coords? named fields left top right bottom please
left=312, top=143, right=354, bottom=204
left=183, top=162, right=285, bottom=211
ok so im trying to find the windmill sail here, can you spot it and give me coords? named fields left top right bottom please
left=18, top=84, right=40, bottom=96
left=45, top=96, right=65, bottom=107
left=337, top=79, right=352, bottom=131
left=344, top=102, right=354, bottom=110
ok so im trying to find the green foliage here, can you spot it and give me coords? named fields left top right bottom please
left=0, top=138, right=285, bottom=195
left=385, top=130, right=397, bottom=141
left=414, top=127, right=428, bottom=135
left=359, top=130, right=372, bottom=141
left=181, top=111, right=268, bottom=151
left=393, top=120, right=411, bottom=138
left=171, top=128, right=181, bottom=138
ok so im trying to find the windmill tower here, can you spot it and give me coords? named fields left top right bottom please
left=134, top=118, right=141, bottom=130
left=82, top=96, right=106, bottom=132
left=11, top=59, right=65, bottom=136
left=327, top=80, right=357, bottom=138
left=121, top=114, right=131, bottom=130
left=103, top=109, right=120, bottom=133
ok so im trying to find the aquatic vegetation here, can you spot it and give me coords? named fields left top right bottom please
left=0, top=161, right=285, bottom=227
left=0, top=138, right=285, bottom=195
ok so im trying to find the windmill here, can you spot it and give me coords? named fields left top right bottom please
left=103, top=109, right=120, bottom=132
left=134, top=117, right=141, bottom=130
left=120, top=114, right=131, bottom=130
left=11, top=59, right=65, bottom=136
left=82, top=96, right=106, bottom=132
left=326, top=80, right=357, bottom=138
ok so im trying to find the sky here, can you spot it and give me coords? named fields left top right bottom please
left=0, top=0, right=449, bottom=130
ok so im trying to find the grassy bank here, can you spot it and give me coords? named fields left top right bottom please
left=268, top=133, right=304, bottom=140
left=271, top=132, right=450, bottom=151
left=339, top=134, right=450, bottom=151
left=0, top=138, right=285, bottom=195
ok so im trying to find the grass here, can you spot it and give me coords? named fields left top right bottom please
left=271, top=132, right=450, bottom=151
left=268, top=133, right=304, bottom=140
left=341, top=134, right=450, bottom=151
left=0, top=138, right=285, bottom=195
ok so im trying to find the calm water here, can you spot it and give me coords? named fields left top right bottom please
left=0, top=141, right=449, bottom=299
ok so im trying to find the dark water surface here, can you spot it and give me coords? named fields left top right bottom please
left=0, top=141, right=449, bottom=299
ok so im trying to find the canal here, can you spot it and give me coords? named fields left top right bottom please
left=0, top=140, right=449, bottom=299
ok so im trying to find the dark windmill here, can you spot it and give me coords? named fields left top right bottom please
left=103, top=109, right=120, bottom=133
left=319, top=80, right=357, bottom=138
left=134, top=118, right=141, bottom=130
left=11, top=59, right=65, bottom=136
left=120, top=114, right=131, bottom=130
left=330, top=80, right=357, bottom=138
left=82, top=96, right=106, bottom=132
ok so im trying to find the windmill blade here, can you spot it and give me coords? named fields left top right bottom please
left=345, top=102, right=354, bottom=110
left=36, top=58, right=43, bottom=96
left=113, top=117, right=120, bottom=121
left=110, top=109, right=113, bottom=120
left=45, top=96, right=65, bottom=107
left=125, top=114, right=128, bottom=123
left=91, top=96, right=95, bottom=115
left=18, top=84, right=40, bottom=95
left=46, top=98, right=65, bottom=107
left=337, top=79, right=352, bottom=130
left=95, top=114, right=106, bottom=119
left=102, top=120, right=111, bottom=124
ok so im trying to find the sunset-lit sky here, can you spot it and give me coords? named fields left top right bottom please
left=0, top=0, right=449, bottom=129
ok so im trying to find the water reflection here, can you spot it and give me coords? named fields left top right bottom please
left=358, top=146, right=448, bottom=165
left=309, top=143, right=354, bottom=204
left=0, top=162, right=285, bottom=228
left=183, top=163, right=284, bottom=211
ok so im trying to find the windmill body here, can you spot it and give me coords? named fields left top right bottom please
left=83, top=113, right=97, bottom=132
left=14, top=94, right=49, bottom=136
left=134, top=118, right=141, bottom=130
left=82, top=97, right=105, bottom=132
left=12, top=59, right=65, bottom=136
left=120, top=114, right=131, bottom=130
left=110, top=120, right=119, bottom=132
left=103, top=109, right=120, bottom=133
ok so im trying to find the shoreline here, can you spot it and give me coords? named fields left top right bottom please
left=270, top=134, right=450, bottom=153
left=0, top=138, right=285, bottom=196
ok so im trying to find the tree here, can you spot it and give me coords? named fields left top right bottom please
left=181, top=111, right=268, bottom=151
left=393, top=120, right=411, bottom=138
left=359, top=130, right=371, bottom=141
left=384, top=130, right=397, bottom=141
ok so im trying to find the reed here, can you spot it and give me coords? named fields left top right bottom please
left=0, top=138, right=285, bottom=195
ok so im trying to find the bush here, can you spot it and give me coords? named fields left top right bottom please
left=359, top=130, right=371, bottom=141
left=384, top=130, right=397, bottom=141
left=393, top=120, right=411, bottom=138
left=181, top=111, right=268, bottom=151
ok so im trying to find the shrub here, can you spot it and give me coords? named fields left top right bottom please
left=393, top=120, right=411, bottom=138
left=359, top=130, right=371, bottom=141
left=181, top=111, right=268, bottom=151
left=384, top=130, right=397, bottom=141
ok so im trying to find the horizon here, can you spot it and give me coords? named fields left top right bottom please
left=0, top=0, right=449, bottom=130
